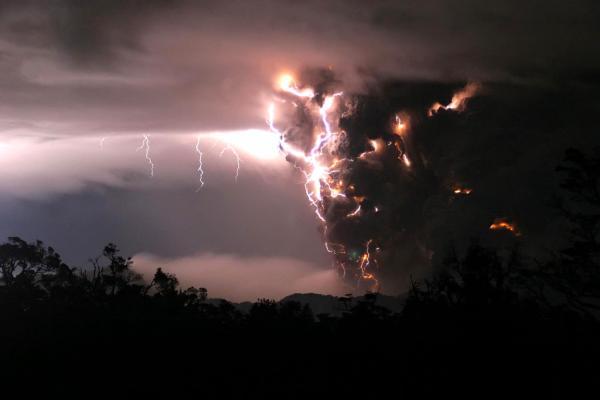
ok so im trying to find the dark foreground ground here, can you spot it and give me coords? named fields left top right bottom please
left=2, top=285, right=599, bottom=398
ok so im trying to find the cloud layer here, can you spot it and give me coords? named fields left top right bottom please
left=0, top=131, right=285, bottom=199
left=1, top=1, right=599, bottom=137
left=133, top=252, right=347, bottom=302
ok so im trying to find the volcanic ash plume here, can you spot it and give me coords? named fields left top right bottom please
left=268, top=74, right=483, bottom=293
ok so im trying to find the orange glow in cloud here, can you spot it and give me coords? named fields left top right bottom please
left=453, top=187, right=472, bottom=195
left=393, top=114, right=408, bottom=135
left=277, top=73, right=315, bottom=98
left=428, top=82, right=480, bottom=116
left=402, top=153, right=411, bottom=167
left=489, top=218, right=520, bottom=236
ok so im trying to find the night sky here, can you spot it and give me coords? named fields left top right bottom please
left=1, top=0, right=599, bottom=300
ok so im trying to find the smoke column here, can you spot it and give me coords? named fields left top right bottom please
left=269, top=71, right=485, bottom=293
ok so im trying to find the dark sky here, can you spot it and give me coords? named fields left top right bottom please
left=0, top=0, right=599, bottom=300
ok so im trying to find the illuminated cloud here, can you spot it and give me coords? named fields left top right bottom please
left=133, top=252, right=347, bottom=302
left=0, top=131, right=286, bottom=199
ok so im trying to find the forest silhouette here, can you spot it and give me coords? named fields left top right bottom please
left=1, top=148, right=599, bottom=397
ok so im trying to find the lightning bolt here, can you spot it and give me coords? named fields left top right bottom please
left=136, top=135, right=154, bottom=177
left=358, top=239, right=379, bottom=290
left=100, top=137, right=106, bottom=149
left=268, top=79, right=358, bottom=273
left=346, top=204, right=361, bottom=218
left=195, top=136, right=205, bottom=190
left=219, top=145, right=241, bottom=182
left=267, top=73, right=386, bottom=291
left=402, top=153, right=411, bottom=168
left=278, top=74, right=315, bottom=98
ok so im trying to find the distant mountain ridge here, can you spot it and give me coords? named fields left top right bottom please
left=281, top=293, right=407, bottom=316
left=206, top=293, right=407, bottom=316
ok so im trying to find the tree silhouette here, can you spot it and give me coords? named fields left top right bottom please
left=338, top=293, right=353, bottom=310
left=98, top=243, right=142, bottom=296
left=545, top=147, right=600, bottom=316
left=0, top=237, right=65, bottom=287
left=150, top=267, right=179, bottom=295
left=404, top=241, right=523, bottom=316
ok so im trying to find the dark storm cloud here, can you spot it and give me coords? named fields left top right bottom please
left=335, top=80, right=600, bottom=291
left=1, top=0, right=599, bottom=135
left=0, top=0, right=178, bottom=61
left=17, top=0, right=599, bottom=76
left=272, top=72, right=600, bottom=292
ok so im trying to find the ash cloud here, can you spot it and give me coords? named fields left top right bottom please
left=275, top=72, right=599, bottom=293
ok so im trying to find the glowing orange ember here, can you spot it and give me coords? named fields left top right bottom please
left=394, top=114, right=406, bottom=135
left=369, top=139, right=381, bottom=152
left=489, top=218, right=520, bottom=236
left=453, top=187, right=472, bottom=195
left=428, top=82, right=480, bottom=116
